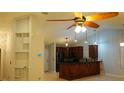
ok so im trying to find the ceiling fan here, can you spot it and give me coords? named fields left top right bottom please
left=47, top=12, right=119, bottom=31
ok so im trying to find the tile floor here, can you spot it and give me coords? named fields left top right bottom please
left=43, top=72, right=124, bottom=81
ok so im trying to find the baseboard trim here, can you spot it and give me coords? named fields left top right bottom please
left=106, top=73, right=124, bottom=78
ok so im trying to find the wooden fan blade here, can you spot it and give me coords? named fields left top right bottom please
left=74, top=12, right=82, bottom=19
left=47, top=19, right=73, bottom=21
left=83, top=21, right=99, bottom=28
left=86, top=12, right=119, bottom=21
left=66, top=24, right=75, bottom=30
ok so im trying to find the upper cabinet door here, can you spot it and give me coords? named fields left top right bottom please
left=89, top=45, right=98, bottom=59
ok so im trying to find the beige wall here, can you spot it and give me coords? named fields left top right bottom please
left=28, top=15, right=45, bottom=80
left=44, top=46, right=49, bottom=72
left=0, top=14, right=16, bottom=80
left=0, top=32, right=7, bottom=80
left=5, top=29, right=15, bottom=80
left=0, top=29, right=15, bottom=80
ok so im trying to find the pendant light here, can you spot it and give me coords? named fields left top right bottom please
left=93, top=30, right=97, bottom=45
left=74, top=32, right=77, bottom=43
left=65, top=37, right=69, bottom=47
left=84, top=30, right=88, bottom=44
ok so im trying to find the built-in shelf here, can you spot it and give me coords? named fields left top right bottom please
left=15, top=67, right=28, bottom=80
left=14, top=16, right=30, bottom=80
left=15, top=50, right=29, bottom=53
left=15, top=31, right=29, bottom=34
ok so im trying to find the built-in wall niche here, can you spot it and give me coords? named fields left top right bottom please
left=15, top=52, right=29, bottom=80
left=15, top=67, right=28, bottom=80
left=0, top=49, right=2, bottom=80
left=23, top=43, right=29, bottom=50
left=15, top=33, right=29, bottom=52
left=120, top=30, right=124, bottom=69
left=15, top=52, right=29, bottom=68
left=120, top=46, right=124, bottom=69
left=14, top=16, right=30, bottom=80
left=23, top=33, right=29, bottom=44
left=16, top=17, right=29, bottom=33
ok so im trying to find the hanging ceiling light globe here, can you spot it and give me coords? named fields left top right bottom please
left=81, top=26, right=87, bottom=32
left=74, top=32, right=78, bottom=43
left=75, top=25, right=81, bottom=33
left=84, top=30, right=88, bottom=44
left=93, top=30, right=97, bottom=45
left=65, top=37, right=69, bottom=47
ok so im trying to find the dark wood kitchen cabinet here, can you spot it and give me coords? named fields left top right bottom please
left=89, top=45, right=98, bottom=60
left=56, top=46, right=83, bottom=72
left=59, top=62, right=100, bottom=80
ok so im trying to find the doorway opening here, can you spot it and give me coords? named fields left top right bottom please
left=0, top=48, right=3, bottom=80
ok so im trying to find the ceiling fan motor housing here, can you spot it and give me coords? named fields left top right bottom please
left=74, top=16, right=86, bottom=26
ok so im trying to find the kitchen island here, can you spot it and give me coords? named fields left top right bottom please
left=59, top=62, right=100, bottom=80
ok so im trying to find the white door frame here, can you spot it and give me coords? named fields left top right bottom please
left=49, top=42, right=56, bottom=72
left=44, top=46, right=49, bottom=72
left=0, top=48, right=3, bottom=80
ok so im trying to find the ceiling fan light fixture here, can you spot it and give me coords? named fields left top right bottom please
left=75, top=26, right=81, bottom=33
left=65, top=37, right=69, bottom=47
left=81, top=26, right=87, bottom=32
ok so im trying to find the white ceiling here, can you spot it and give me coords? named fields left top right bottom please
left=0, top=12, right=123, bottom=45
